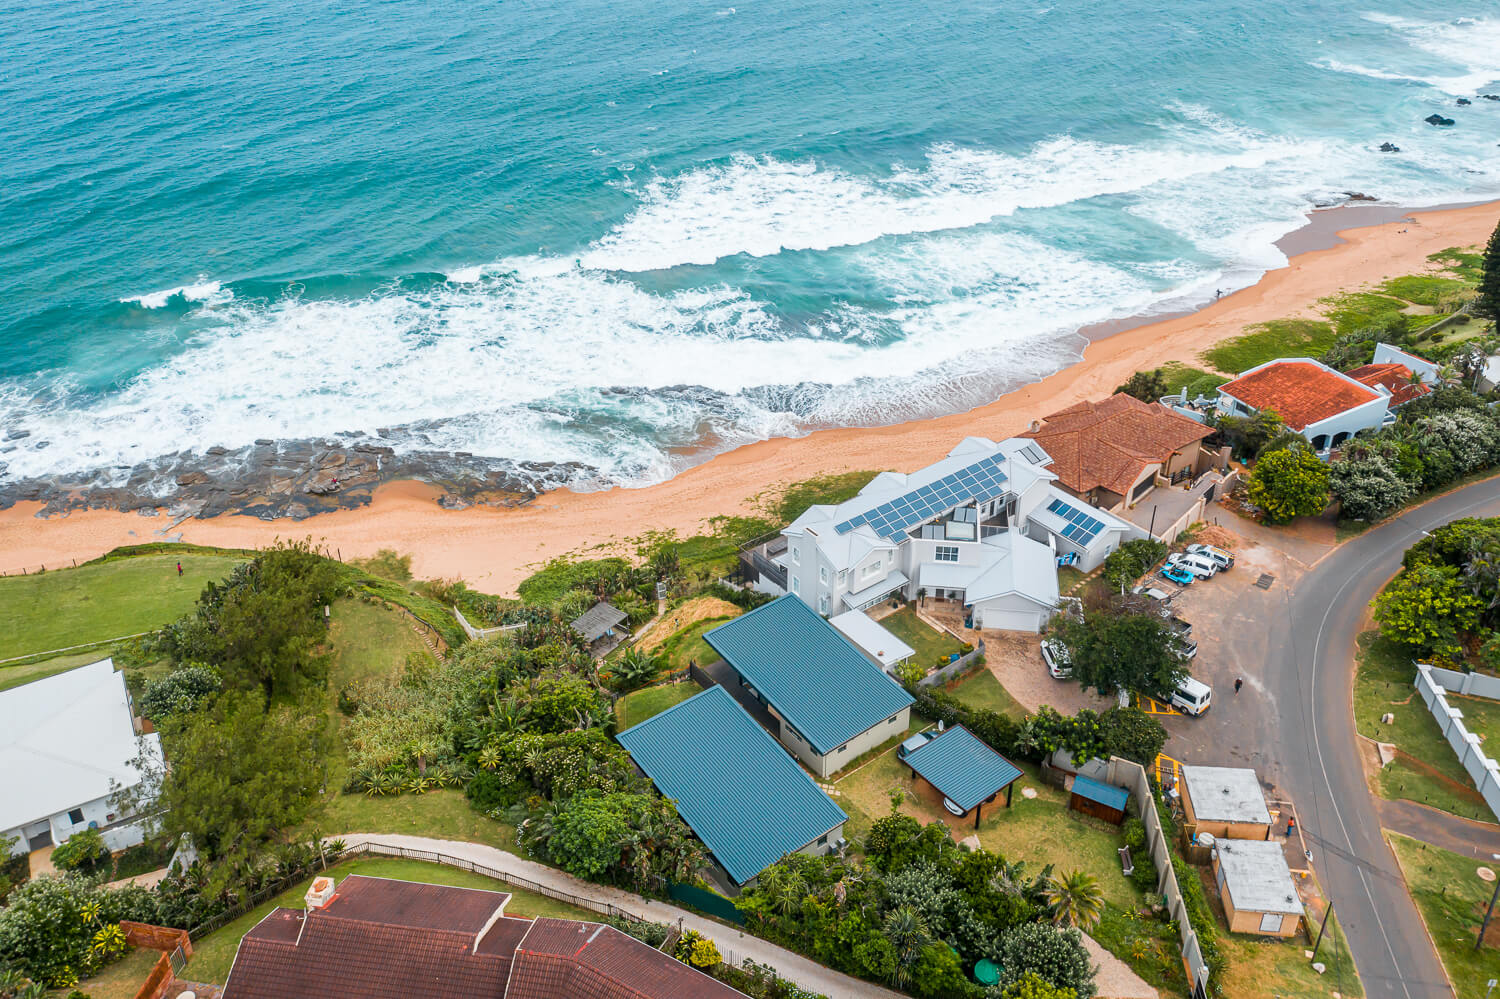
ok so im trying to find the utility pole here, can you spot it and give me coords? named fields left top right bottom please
left=1311, top=904, right=1334, bottom=961
left=1479, top=873, right=1500, bottom=951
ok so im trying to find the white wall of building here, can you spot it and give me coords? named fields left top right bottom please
left=1301, top=395, right=1391, bottom=452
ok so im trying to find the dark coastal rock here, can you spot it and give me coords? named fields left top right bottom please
left=1425, top=114, right=1455, bottom=126
left=1457, top=98, right=1472, bottom=106
left=1484, top=95, right=1500, bottom=102
left=4, top=429, right=29, bottom=441
left=0, top=433, right=592, bottom=522
left=1343, top=191, right=1377, bottom=202
left=1379, top=142, right=1401, bottom=152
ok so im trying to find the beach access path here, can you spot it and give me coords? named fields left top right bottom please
left=336, top=832, right=905, bottom=999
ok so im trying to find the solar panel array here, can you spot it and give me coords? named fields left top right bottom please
left=834, top=454, right=1009, bottom=542
left=1046, top=497, right=1107, bottom=546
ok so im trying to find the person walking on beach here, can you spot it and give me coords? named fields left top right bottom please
left=1234, top=677, right=1243, bottom=694
left=176, top=561, right=183, bottom=577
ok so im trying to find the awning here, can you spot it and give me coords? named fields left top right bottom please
left=841, top=570, right=909, bottom=610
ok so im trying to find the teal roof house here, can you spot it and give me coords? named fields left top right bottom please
left=616, top=686, right=847, bottom=886
left=705, top=594, right=914, bottom=778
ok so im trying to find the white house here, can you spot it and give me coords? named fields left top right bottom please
left=751, top=437, right=1140, bottom=632
left=1, top=660, right=162, bottom=856
left=1214, top=356, right=1429, bottom=455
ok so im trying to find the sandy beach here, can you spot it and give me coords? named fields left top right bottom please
left=2, top=200, right=1496, bottom=593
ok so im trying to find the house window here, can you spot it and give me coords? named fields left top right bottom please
left=792, top=577, right=801, bottom=595
left=791, top=546, right=801, bottom=565
left=935, top=545, right=959, bottom=562
left=838, top=744, right=848, bottom=754
left=889, top=714, right=900, bottom=724
left=820, top=566, right=829, bottom=584
left=818, top=595, right=829, bottom=615
left=68, top=808, right=84, bottom=825
left=863, top=559, right=881, bottom=578
left=817, top=834, right=829, bottom=846
left=838, top=569, right=847, bottom=585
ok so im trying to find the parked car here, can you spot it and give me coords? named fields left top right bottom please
left=1132, top=585, right=1172, bottom=602
left=1166, top=552, right=1219, bottom=579
left=1185, top=543, right=1234, bottom=571
left=1169, top=676, right=1213, bottom=715
left=1041, top=639, right=1073, bottom=679
left=1173, top=635, right=1199, bottom=660
left=897, top=730, right=937, bottom=758
left=1166, top=615, right=1193, bottom=639
left=1159, top=565, right=1195, bottom=586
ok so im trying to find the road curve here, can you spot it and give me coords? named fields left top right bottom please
left=1272, top=478, right=1500, bottom=999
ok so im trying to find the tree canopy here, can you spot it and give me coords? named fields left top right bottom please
left=1247, top=445, right=1329, bottom=524
left=1113, top=369, right=1168, bottom=403
left=1051, top=612, right=1188, bottom=697
left=1478, top=215, right=1500, bottom=323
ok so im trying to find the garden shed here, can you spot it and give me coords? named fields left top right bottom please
left=1212, top=838, right=1304, bottom=937
left=570, top=601, right=628, bottom=654
left=1180, top=765, right=1272, bottom=841
left=1068, top=775, right=1129, bottom=825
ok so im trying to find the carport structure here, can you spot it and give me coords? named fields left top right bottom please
left=899, top=725, right=1021, bottom=829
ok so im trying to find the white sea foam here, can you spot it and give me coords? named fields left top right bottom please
left=119, top=280, right=230, bottom=309
left=1333, top=12, right=1500, bottom=94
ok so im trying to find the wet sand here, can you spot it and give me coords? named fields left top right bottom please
left=2, top=200, right=1496, bottom=594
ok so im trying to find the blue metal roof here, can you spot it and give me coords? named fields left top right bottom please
left=901, top=725, right=1022, bottom=812
left=616, top=686, right=847, bottom=885
left=704, top=595, right=915, bottom=755
left=1071, top=775, right=1130, bottom=812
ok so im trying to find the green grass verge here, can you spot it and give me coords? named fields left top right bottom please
left=880, top=605, right=963, bottom=669
left=616, top=681, right=699, bottom=729
left=185, top=856, right=598, bottom=985
left=1201, top=319, right=1337, bottom=374
left=654, top=615, right=736, bottom=673
left=1388, top=832, right=1500, bottom=999
left=1157, top=361, right=1226, bottom=397
left=1381, top=275, right=1472, bottom=307
left=0, top=552, right=246, bottom=661
left=0, top=650, right=119, bottom=692
left=1428, top=248, right=1485, bottom=283
left=1353, top=631, right=1494, bottom=822
left=310, top=788, right=517, bottom=848
left=947, top=668, right=1027, bottom=720
left=1321, top=291, right=1411, bottom=337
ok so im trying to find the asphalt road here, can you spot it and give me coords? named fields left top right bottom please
left=1270, top=478, right=1500, bottom=999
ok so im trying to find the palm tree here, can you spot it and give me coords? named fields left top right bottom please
left=883, top=906, right=931, bottom=988
left=1043, top=869, right=1105, bottom=929
left=773, top=870, right=807, bottom=918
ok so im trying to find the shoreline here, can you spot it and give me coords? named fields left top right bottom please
left=2, top=199, right=1496, bottom=594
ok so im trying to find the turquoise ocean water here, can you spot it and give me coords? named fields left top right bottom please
left=1, top=0, right=1498, bottom=493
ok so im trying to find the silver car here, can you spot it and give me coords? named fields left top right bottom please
left=1041, top=639, right=1073, bottom=679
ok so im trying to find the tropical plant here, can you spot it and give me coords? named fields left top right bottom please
left=882, top=906, right=931, bottom=989
left=1247, top=444, right=1329, bottom=523
left=998, top=922, right=1096, bottom=999
left=1042, top=871, right=1104, bottom=929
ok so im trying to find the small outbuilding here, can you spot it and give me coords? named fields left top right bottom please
left=1180, top=765, right=1272, bottom=841
left=1068, top=775, right=1129, bottom=825
left=1212, top=838, right=1304, bottom=937
left=570, top=602, right=628, bottom=654
left=898, top=725, right=1022, bottom=829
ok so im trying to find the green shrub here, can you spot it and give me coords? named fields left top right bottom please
left=1121, top=818, right=1145, bottom=852
left=465, top=770, right=527, bottom=813
left=51, top=831, right=108, bottom=875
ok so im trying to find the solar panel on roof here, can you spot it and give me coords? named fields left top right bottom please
left=833, top=454, right=1010, bottom=540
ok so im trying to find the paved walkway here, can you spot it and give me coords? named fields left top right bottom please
left=1080, top=931, right=1158, bottom=999
left=1379, top=798, right=1500, bottom=859
left=337, top=833, right=903, bottom=999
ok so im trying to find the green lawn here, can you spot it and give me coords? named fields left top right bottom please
left=653, top=615, right=736, bottom=673
left=0, top=650, right=112, bottom=692
left=947, top=668, right=1027, bottom=720
left=311, top=788, right=515, bottom=847
left=63, top=946, right=161, bottom=999
left=1157, top=361, right=1225, bottom=398
left=1353, top=631, right=1495, bottom=822
left=1389, top=833, right=1500, bottom=999
left=616, top=681, right=699, bottom=729
left=0, top=552, right=245, bottom=660
left=183, top=856, right=599, bottom=986
left=328, top=597, right=436, bottom=689
left=1201, top=319, right=1338, bottom=374
left=881, top=605, right=963, bottom=669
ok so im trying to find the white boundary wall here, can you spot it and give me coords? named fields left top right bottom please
left=1414, top=664, right=1500, bottom=821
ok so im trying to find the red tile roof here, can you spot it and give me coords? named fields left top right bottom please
left=220, top=876, right=747, bottom=999
left=508, top=918, right=746, bottom=999
left=1019, top=394, right=1214, bottom=497
left=1217, top=361, right=1381, bottom=431
left=1345, top=363, right=1432, bottom=408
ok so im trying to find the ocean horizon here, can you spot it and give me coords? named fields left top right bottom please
left=2, top=0, right=1499, bottom=498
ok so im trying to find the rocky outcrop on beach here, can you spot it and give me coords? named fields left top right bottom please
left=1379, top=142, right=1400, bottom=152
left=1425, top=113, right=1456, bottom=126
left=0, top=439, right=591, bottom=521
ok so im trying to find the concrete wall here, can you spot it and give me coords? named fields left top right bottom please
left=795, top=822, right=845, bottom=860
left=1303, top=395, right=1390, bottom=452
left=1423, top=663, right=1500, bottom=701
left=1415, top=664, right=1500, bottom=822
left=5, top=794, right=146, bottom=855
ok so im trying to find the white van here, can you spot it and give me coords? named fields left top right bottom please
left=1185, top=543, right=1234, bottom=571
left=1170, top=676, right=1213, bottom=716
left=1166, top=552, right=1218, bottom=579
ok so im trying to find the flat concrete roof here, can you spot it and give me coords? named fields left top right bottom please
left=1216, top=839, right=1303, bottom=915
left=1182, top=765, right=1272, bottom=825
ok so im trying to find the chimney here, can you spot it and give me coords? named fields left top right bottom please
left=305, top=876, right=336, bottom=910
left=1029, top=420, right=1041, bottom=432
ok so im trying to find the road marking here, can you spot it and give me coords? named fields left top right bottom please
left=1305, top=493, right=1500, bottom=999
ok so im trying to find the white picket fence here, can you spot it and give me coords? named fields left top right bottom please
left=1414, top=663, right=1500, bottom=822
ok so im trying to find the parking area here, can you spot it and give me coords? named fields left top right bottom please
left=1143, top=520, right=1312, bottom=798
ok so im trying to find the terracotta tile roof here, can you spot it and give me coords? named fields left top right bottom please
left=508, top=918, right=746, bottom=999
left=1218, top=361, right=1381, bottom=431
left=1019, top=394, right=1213, bottom=496
left=221, top=877, right=748, bottom=999
left=1345, top=363, right=1432, bottom=408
